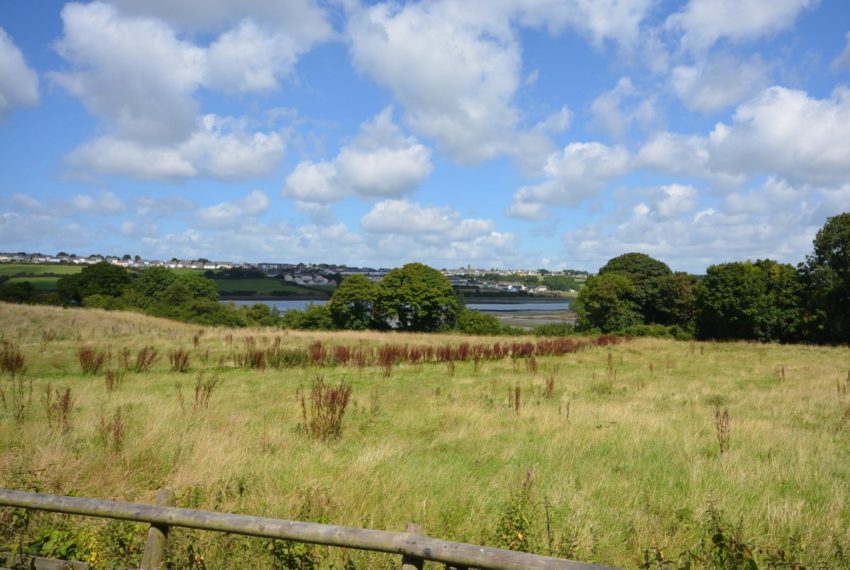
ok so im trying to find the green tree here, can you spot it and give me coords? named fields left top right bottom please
left=574, top=273, right=642, bottom=332
left=799, top=212, right=850, bottom=343
left=135, top=267, right=177, bottom=300
left=57, top=262, right=131, bottom=304
left=328, top=275, right=376, bottom=330
left=696, top=260, right=802, bottom=341
left=655, top=272, right=700, bottom=328
left=599, top=252, right=673, bottom=324
left=374, top=263, right=460, bottom=332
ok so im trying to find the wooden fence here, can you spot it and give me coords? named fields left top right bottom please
left=0, top=489, right=616, bottom=570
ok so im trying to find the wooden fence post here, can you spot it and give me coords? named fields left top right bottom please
left=401, top=523, right=424, bottom=570
left=139, top=490, right=175, bottom=570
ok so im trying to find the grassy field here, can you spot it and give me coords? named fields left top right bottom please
left=3, top=276, right=62, bottom=290
left=215, top=278, right=327, bottom=297
left=0, top=303, right=848, bottom=569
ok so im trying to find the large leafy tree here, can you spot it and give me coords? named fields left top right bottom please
left=574, top=272, right=642, bottom=332
left=799, top=213, right=850, bottom=343
left=57, top=262, right=131, bottom=304
left=374, top=263, right=460, bottom=332
left=696, top=260, right=802, bottom=341
left=328, top=275, right=376, bottom=330
left=598, top=252, right=673, bottom=324
left=655, top=272, right=700, bottom=328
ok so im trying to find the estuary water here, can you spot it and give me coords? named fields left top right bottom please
left=224, top=299, right=571, bottom=312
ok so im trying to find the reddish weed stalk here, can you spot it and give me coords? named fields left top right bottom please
left=298, top=376, right=352, bottom=441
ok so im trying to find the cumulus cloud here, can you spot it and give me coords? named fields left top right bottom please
left=636, top=131, right=710, bottom=176
left=671, top=53, right=770, bottom=112
left=361, top=200, right=463, bottom=235
left=49, top=1, right=329, bottom=180
left=50, top=2, right=205, bottom=144
left=107, top=0, right=333, bottom=42
left=359, top=199, right=518, bottom=266
left=66, top=114, right=287, bottom=180
left=508, top=142, right=631, bottom=219
left=589, top=77, right=656, bottom=138
left=197, top=190, right=270, bottom=229
left=666, top=0, right=817, bottom=53
left=707, top=86, right=850, bottom=185
left=0, top=27, right=39, bottom=120
left=347, top=1, right=655, bottom=164
left=561, top=178, right=828, bottom=273
left=347, top=2, right=520, bottom=163
left=283, top=107, right=432, bottom=203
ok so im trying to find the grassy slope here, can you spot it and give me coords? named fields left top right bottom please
left=0, top=264, right=83, bottom=277
left=0, top=303, right=849, bottom=568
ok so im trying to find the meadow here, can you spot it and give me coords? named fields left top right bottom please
left=0, top=302, right=848, bottom=569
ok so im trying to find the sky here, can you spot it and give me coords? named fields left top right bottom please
left=1, top=0, right=849, bottom=273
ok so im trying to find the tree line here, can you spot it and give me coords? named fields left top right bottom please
left=573, top=213, right=850, bottom=343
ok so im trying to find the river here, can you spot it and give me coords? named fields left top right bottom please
left=224, top=299, right=570, bottom=312
left=223, top=298, right=574, bottom=328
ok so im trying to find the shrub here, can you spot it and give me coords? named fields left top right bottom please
left=496, top=471, right=535, bottom=552
left=193, top=371, right=220, bottom=411
left=298, top=376, right=352, bottom=441
left=0, top=340, right=26, bottom=377
left=97, top=407, right=126, bottom=453
left=169, top=348, right=190, bottom=373
left=78, top=346, right=108, bottom=375
left=42, top=383, right=73, bottom=434
left=134, top=346, right=158, bottom=372
left=533, top=322, right=574, bottom=337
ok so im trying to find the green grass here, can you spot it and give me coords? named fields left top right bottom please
left=2, top=276, right=61, bottom=290
left=214, top=278, right=326, bottom=296
left=0, top=263, right=82, bottom=277
left=0, top=303, right=848, bottom=569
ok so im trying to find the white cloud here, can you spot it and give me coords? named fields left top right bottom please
left=558, top=178, right=848, bottom=273
left=66, top=114, right=287, bottom=180
left=636, top=131, right=712, bottom=177
left=666, top=0, right=818, bottom=52
left=50, top=2, right=205, bottom=144
left=197, top=190, right=270, bottom=229
left=361, top=200, right=460, bottom=235
left=707, top=86, right=850, bottom=185
left=654, top=184, right=699, bottom=218
left=359, top=199, right=517, bottom=266
left=831, top=30, right=850, bottom=71
left=589, top=77, right=656, bottom=138
left=107, top=0, right=333, bottom=43
left=347, top=2, right=520, bottom=163
left=671, top=54, right=770, bottom=112
left=0, top=27, right=39, bottom=120
left=283, top=107, right=432, bottom=203
left=508, top=142, right=631, bottom=219
left=71, top=191, right=126, bottom=214
left=204, top=19, right=302, bottom=94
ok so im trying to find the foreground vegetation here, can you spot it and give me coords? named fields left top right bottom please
left=1, top=303, right=848, bottom=569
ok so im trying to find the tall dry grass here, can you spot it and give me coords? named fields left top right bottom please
left=0, top=302, right=849, bottom=569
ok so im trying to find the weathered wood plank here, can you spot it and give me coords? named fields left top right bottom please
left=140, top=489, right=175, bottom=570
left=0, top=489, right=616, bottom=570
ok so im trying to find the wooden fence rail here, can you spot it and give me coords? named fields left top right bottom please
left=0, top=489, right=616, bottom=570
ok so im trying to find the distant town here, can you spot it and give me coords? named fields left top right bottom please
left=0, top=251, right=589, bottom=295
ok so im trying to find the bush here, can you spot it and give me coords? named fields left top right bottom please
left=623, top=323, right=693, bottom=340
left=533, top=322, right=574, bottom=336
left=457, top=308, right=503, bottom=335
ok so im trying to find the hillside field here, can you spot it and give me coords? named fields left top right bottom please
left=0, top=303, right=848, bottom=569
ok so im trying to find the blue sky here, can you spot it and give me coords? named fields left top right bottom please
left=1, top=0, right=849, bottom=272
